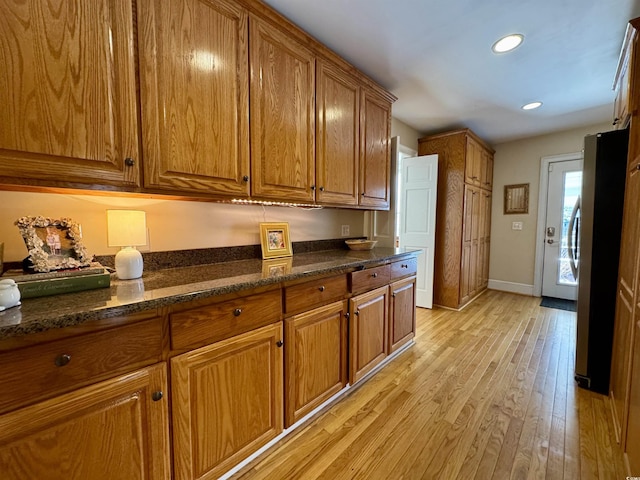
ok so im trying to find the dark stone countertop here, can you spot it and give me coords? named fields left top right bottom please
left=0, top=248, right=419, bottom=340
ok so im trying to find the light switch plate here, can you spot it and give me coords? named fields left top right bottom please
left=512, top=221, right=523, bottom=231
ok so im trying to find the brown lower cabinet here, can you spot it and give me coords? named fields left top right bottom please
left=0, top=363, right=170, bottom=480
left=171, top=323, right=283, bottom=480
left=349, top=285, right=389, bottom=384
left=284, top=300, right=348, bottom=427
left=389, top=276, right=417, bottom=354
left=0, top=256, right=418, bottom=479
left=626, top=318, right=640, bottom=474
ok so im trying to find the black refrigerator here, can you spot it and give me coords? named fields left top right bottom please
left=574, top=128, right=629, bottom=394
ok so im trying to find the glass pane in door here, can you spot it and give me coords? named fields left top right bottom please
left=559, top=170, right=582, bottom=285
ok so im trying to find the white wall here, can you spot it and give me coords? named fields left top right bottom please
left=489, top=121, right=612, bottom=294
left=391, top=117, right=421, bottom=152
left=0, top=192, right=366, bottom=263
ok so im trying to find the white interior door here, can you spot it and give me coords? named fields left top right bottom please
left=398, top=154, right=438, bottom=308
left=542, top=159, right=583, bottom=299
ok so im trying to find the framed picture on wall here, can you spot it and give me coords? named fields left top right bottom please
left=504, top=183, right=529, bottom=214
left=259, top=222, right=293, bottom=259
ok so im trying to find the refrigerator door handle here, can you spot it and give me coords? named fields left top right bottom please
left=568, top=195, right=580, bottom=281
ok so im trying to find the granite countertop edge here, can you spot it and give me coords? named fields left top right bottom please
left=0, top=248, right=420, bottom=340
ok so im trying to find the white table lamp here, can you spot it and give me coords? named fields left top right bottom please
left=107, top=210, right=147, bottom=280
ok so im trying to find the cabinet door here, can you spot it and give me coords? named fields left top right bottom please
left=460, top=186, right=473, bottom=303
left=481, top=191, right=492, bottom=288
left=610, top=154, right=640, bottom=441
left=250, top=17, right=315, bottom=202
left=625, top=316, right=640, bottom=474
left=464, top=137, right=482, bottom=187
left=481, top=151, right=494, bottom=191
left=171, top=323, right=283, bottom=480
left=389, top=276, right=416, bottom=354
left=624, top=317, right=640, bottom=473
left=316, top=60, right=360, bottom=206
left=284, top=300, right=347, bottom=427
left=461, top=185, right=480, bottom=304
left=349, top=285, right=388, bottom=384
left=138, top=0, right=250, bottom=196
left=611, top=286, right=634, bottom=445
left=0, top=364, right=170, bottom=480
left=0, top=0, right=140, bottom=187
left=471, top=186, right=481, bottom=293
left=359, top=88, right=391, bottom=209
left=476, top=190, right=491, bottom=290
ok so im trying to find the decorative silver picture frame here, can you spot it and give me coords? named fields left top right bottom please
left=15, top=216, right=92, bottom=272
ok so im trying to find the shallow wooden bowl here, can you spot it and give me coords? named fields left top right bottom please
left=345, top=239, right=378, bottom=251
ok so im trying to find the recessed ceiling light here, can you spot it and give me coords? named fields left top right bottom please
left=522, top=101, right=543, bottom=110
left=492, top=34, right=524, bottom=53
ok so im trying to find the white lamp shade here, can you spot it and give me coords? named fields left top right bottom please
left=107, top=210, right=147, bottom=247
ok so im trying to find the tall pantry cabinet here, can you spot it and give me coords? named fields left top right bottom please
left=418, top=129, right=494, bottom=310
left=610, top=17, right=640, bottom=476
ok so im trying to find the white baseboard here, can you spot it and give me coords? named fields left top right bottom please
left=488, top=279, right=535, bottom=296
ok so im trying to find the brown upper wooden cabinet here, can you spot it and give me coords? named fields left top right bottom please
left=613, top=22, right=637, bottom=130
left=316, top=60, right=393, bottom=209
left=418, top=129, right=494, bottom=310
left=138, top=0, right=251, bottom=197
left=0, top=0, right=141, bottom=188
left=249, top=15, right=316, bottom=203
left=464, top=137, right=482, bottom=187
left=0, top=0, right=394, bottom=209
left=360, top=88, right=392, bottom=209
left=316, top=60, right=360, bottom=206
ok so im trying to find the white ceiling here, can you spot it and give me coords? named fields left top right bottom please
left=262, top=0, right=640, bottom=145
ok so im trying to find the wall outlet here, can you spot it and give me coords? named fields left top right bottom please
left=341, top=225, right=350, bottom=236
left=512, top=221, right=523, bottom=231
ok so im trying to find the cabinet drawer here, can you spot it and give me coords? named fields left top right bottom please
left=284, top=274, right=348, bottom=314
left=349, top=264, right=390, bottom=293
left=170, top=289, right=282, bottom=350
left=390, top=257, right=418, bottom=280
left=0, top=317, right=163, bottom=415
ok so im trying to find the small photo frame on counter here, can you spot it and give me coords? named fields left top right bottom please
left=259, top=222, right=292, bottom=259
left=15, top=216, right=92, bottom=272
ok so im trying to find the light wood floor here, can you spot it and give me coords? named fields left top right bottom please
left=234, top=290, right=627, bottom=480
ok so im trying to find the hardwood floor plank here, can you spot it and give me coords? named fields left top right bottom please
left=546, top=311, right=572, bottom=480
left=509, top=310, right=554, bottom=480
left=458, top=302, right=541, bottom=478
left=526, top=310, right=564, bottom=480
left=591, top=392, right=621, bottom=480
left=234, top=291, right=627, bottom=480
left=578, top=388, right=600, bottom=480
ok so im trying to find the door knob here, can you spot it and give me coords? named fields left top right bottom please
left=547, top=239, right=555, bottom=244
